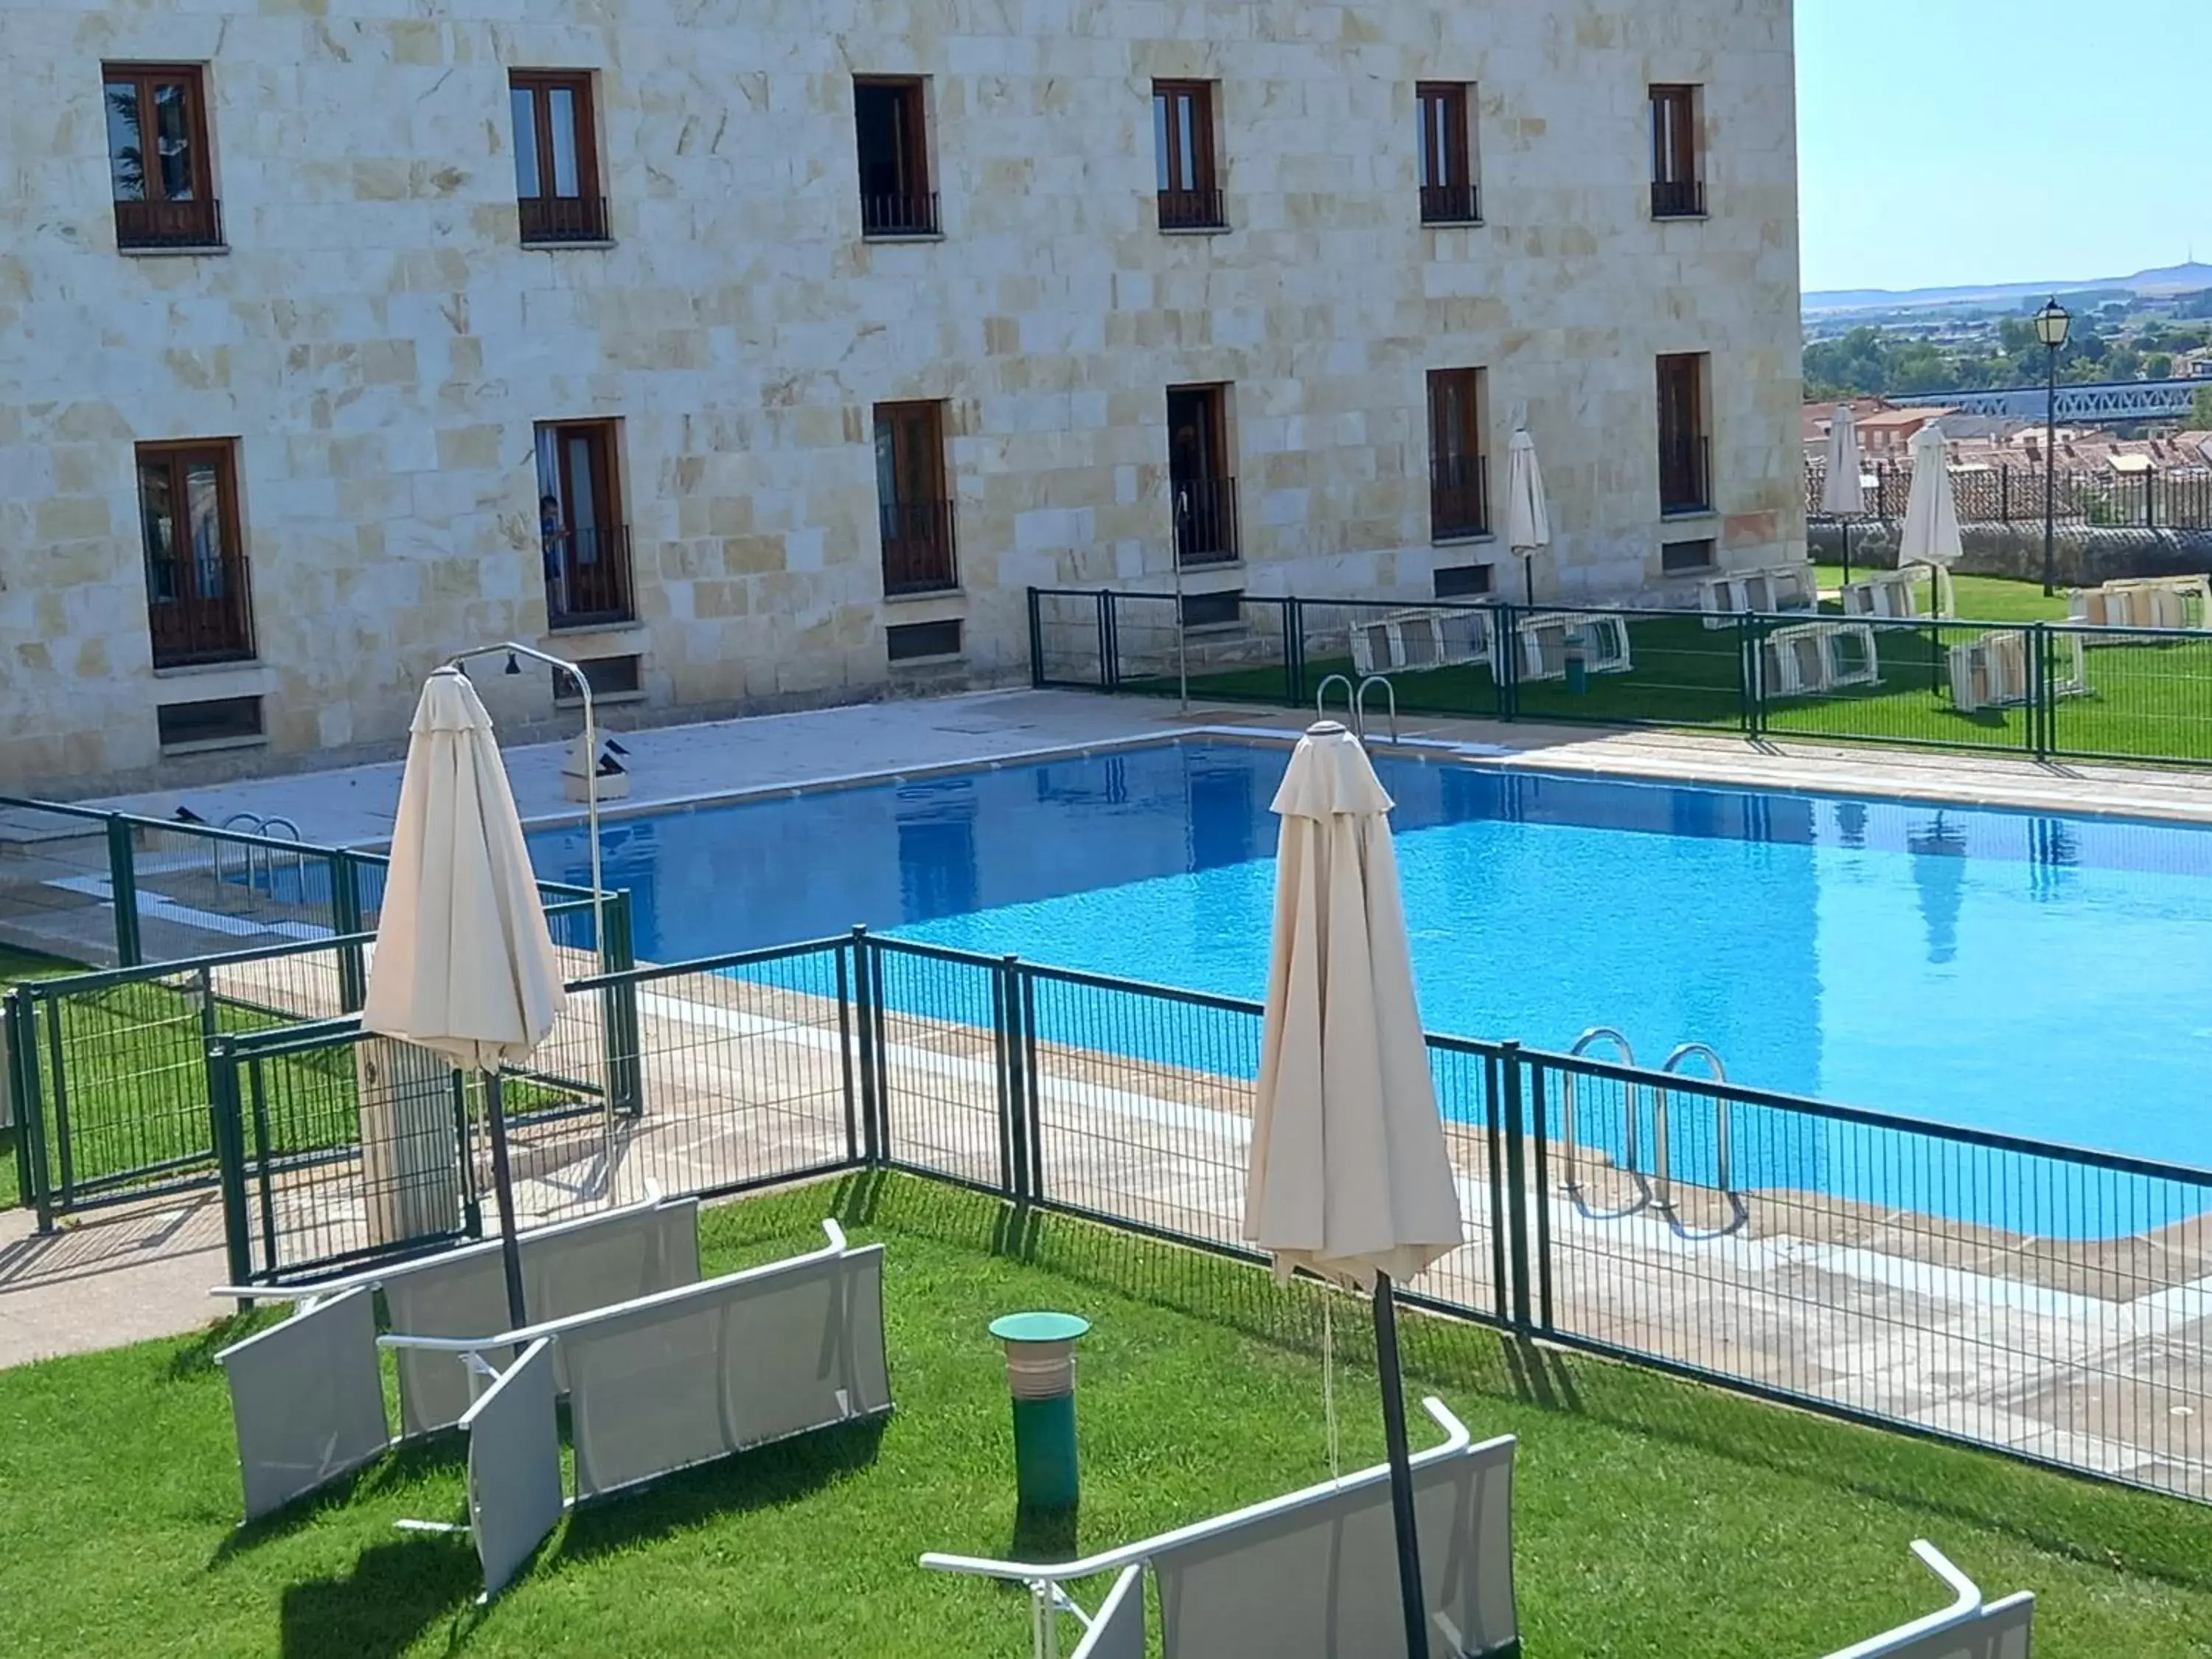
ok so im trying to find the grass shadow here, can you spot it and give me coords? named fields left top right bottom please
left=557, top=1412, right=890, bottom=1564
left=210, top=1431, right=471, bottom=1562
left=277, top=1534, right=480, bottom=1659
left=1008, top=1501, right=1080, bottom=1564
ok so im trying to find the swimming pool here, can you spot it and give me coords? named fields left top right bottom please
left=526, top=741, right=2212, bottom=1180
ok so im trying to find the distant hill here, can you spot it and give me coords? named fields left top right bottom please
left=1806, top=263, right=2212, bottom=316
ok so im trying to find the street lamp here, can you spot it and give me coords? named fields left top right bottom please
left=2033, top=297, right=2071, bottom=596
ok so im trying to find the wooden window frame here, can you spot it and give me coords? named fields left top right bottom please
left=853, top=77, right=938, bottom=237
left=509, top=71, right=607, bottom=244
left=1427, top=367, right=1490, bottom=541
left=1153, top=80, right=1225, bottom=230
left=1416, top=83, right=1478, bottom=224
left=1167, top=382, right=1238, bottom=565
left=874, top=400, right=957, bottom=594
left=537, top=418, right=633, bottom=627
left=102, top=63, right=221, bottom=249
left=136, top=439, right=254, bottom=667
left=1649, top=84, right=1705, bottom=218
left=1657, top=352, right=1712, bottom=515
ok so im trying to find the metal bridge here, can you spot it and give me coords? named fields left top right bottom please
left=1890, top=378, right=2204, bottom=423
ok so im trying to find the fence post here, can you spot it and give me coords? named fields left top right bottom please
left=2145, top=470, right=2157, bottom=530
left=2030, top=622, right=2051, bottom=760
left=207, top=1038, right=254, bottom=1288
left=1526, top=1059, right=1554, bottom=1335
left=995, top=956, right=1028, bottom=1203
left=851, top=926, right=883, bottom=1165
left=1497, top=602, right=1520, bottom=722
left=1499, top=1042, right=1532, bottom=1332
left=1027, top=587, right=1046, bottom=689
left=4, top=989, right=48, bottom=1231
left=1281, top=597, right=1301, bottom=710
left=2000, top=465, right=2011, bottom=524
left=599, top=891, right=642, bottom=1117
left=1019, top=969, right=1043, bottom=1201
left=105, top=814, right=142, bottom=967
left=1739, top=613, right=1760, bottom=736
left=1099, top=590, right=1119, bottom=692
left=330, top=852, right=366, bottom=1012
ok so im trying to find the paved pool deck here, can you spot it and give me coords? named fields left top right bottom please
left=73, top=686, right=2212, bottom=844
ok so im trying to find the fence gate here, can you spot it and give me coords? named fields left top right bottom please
left=210, top=1023, right=481, bottom=1285
left=2, top=938, right=366, bottom=1228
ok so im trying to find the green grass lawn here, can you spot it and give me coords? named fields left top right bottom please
left=1127, top=567, right=2212, bottom=764
left=1, top=1172, right=2207, bottom=1658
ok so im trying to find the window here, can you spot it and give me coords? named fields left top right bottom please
left=1152, top=82, right=1224, bottom=230
left=103, top=65, right=220, bottom=250
left=1166, top=384, right=1237, bottom=565
left=535, top=420, right=631, bottom=627
left=874, top=402, right=956, bottom=594
left=1180, top=590, right=1243, bottom=629
left=1416, top=83, right=1478, bottom=223
left=156, top=695, right=262, bottom=749
left=1661, top=538, right=1718, bottom=574
left=1434, top=564, right=1494, bottom=599
left=551, top=655, right=642, bottom=703
left=854, top=78, right=937, bottom=237
left=1657, top=353, right=1712, bottom=515
left=509, top=72, right=606, bottom=244
left=1427, top=368, right=1489, bottom=540
left=1649, top=84, right=1705, bottom=218
left=136, top=442, right=252, bottom=667
left=886, top=619, right=963, bottom=662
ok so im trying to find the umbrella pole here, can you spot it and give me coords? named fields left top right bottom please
left=1522, top=556, right=1534, bottom=608
left=1371, top=1271, right=1430, bottom=1658
left=1841, top=515, right=1852, bottom=585
left=482, top=1069, right=529, bottom=1329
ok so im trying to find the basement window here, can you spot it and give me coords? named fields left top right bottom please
left=552, top=654, right=643, bottom=704
left=156, top=695, right=263, bottom=750
left=887, top=619, right=963, bottom=662
left=1433, top=564, right=1494, bottom=599
left=1661, top=538, right=1718, bottom=575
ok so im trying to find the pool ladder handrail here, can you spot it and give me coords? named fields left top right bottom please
left=1651, top=1042, right=1752, bottom=1240
left=1558, top=1031, right=1751, bottom=1239
left=1559, top=1027, right=1655, bottom=1222
left=212, top=810, right=308, bottom=892
left=1313, top=673, right=1399, bottom=745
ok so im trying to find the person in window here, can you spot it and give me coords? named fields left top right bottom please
left=540, top=493, right=569, bottom=612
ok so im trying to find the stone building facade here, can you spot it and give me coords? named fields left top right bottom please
left=0, top=0, right=1803, bottom=796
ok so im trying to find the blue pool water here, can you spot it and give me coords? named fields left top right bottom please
left=527, top=742, right=2212, bottom=1207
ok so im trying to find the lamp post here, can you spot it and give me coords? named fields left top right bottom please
left=2034, top=297, right=2071, bottom=597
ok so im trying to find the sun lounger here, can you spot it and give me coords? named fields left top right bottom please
left=1841, top=563, right=1952, bottom=621
left=1700, top=564, right=1820, bottom=629
left=1761, top=621, right=1881, bottom=698
left=1518, top=612, right=1632, bottom=681
left=218, top=1285, right=391, bottom=1522
left=923, top=1397, right=1517, bottom=1659
left=1818, top=1542, right=2034, bottom=1659
left=1348, top=608, right=1495, bottom=678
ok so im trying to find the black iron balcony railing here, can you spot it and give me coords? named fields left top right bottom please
left=1173, top=476, right=1239, bottom=566
left=1419, top=182, right=1481, bottom=225
left=880, top=499, right=959, bottom=595
left=861, top=190, right=940, bottom=237
left=1430, top=455, right=1492, bottom=541
left=518, top=194, right=611, bottom=246
left=114, top=197, right=223, bottom=251
left=1660, top=437, right=1714, bottom=516
left=1158, top=187, right=1227, bottom=231
left=544, top=524, right=634, bottom=629
left=1651, top=178, right=1707, bottom=219
left=147, top=553, right=254, bottom=669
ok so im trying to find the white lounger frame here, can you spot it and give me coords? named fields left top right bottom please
left=1347, top=608, right=1494, bottom=678
left=1700, top=564, right=1820, bottom=629
left=1822, top=1541, right=2035, bottom=1659
left=922, top=1397, right=1512, bottom=1659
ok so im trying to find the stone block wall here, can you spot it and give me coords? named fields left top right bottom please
left=0, top=0, right=1802, bottom=796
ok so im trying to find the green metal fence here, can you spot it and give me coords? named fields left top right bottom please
left=1028, top=586, right=2212, bottom=767
left=198, top=928, right=2212, bottom=1503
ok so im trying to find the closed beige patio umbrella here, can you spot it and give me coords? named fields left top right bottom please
left=1246, top=720, right=1465, bottom=1658
left=364, top=666, right=567, bottom=1326
left=1503, top=425, right=1550, bottom=608
left=1820, top=405, right=1867, bottom=583
left=1898, top=424, right=1963, bottom=573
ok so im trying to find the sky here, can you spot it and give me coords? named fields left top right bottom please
left=1795, top=1, right=2212, bottom=294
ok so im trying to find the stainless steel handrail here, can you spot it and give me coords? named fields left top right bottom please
left=1653, top=1041, right=1751, bottom=1239
left=1560, top=1027, right=1654, bottom=1221
left=1355, top=675, right=1398, bottom=744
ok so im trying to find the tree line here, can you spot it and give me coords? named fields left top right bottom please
left=1804, top=308, right=2212, bottom=403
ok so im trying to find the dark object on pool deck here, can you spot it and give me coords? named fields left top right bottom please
left=173, top=804, right=205, bottom=824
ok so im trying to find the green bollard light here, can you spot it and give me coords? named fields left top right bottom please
left=990, top=1310, right=1091, bottom=1511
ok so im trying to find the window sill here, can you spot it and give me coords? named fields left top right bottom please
left=1421, top=218, right=1486, bottom=230
left=863, top=231, right=945, bottom=245
left=521, top=239, right=617, bottom=252
left=1651, top=212, right=1711, bottom=223
left=1160, top=224, right=1232, bottom=237
left=119, top=243, right=229, bottom=258
left=151, top=658, right=264, bottom=679
left=883, top=587, right=964, bottom=604
left=546, top=619, right=643, bottom=638
left=1432, top=530, right=1497, bottom=548
left=554, top=689, right=647, bottom=710
left=1660, top=507, right=1719, bottom=523
left=159, top=734, right=268, bottom=758
left=888, top=653, right=966, bottom=669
